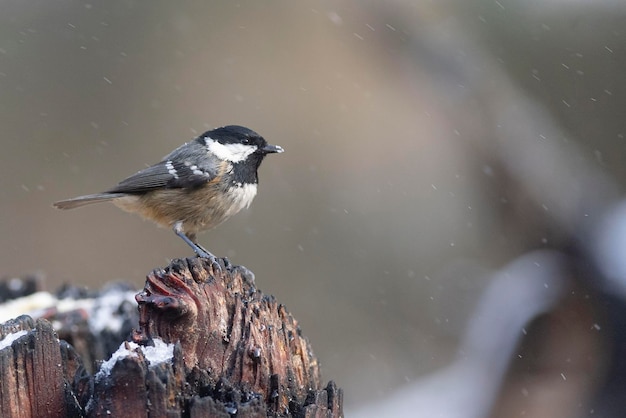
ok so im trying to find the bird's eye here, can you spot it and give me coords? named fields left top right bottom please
left=242, top=138, right=250, bottom=145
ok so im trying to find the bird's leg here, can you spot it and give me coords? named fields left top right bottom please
left=172, top=221, right=221, bottom=272
left=172, top=221, right=211, bottom=258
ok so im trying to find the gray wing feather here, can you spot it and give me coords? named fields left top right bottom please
left=107, top=139, right=220, bottom=194
left=108, top=163, right=177, bottom=193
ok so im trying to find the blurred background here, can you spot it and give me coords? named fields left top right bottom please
left=2, top=0, right=626, bottom=416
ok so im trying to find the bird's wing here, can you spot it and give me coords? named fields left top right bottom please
left=107, top=141, right=222, bottom=194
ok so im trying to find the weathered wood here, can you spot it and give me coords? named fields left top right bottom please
left=122, top=257, right=339, bottom=417
left=0, top=258, right=343, bottom=418
left=0, top=316, right=86, bottom=418
left=133, top=258, right=323, bottom=406
left=43, top=282, right=139, bottom=374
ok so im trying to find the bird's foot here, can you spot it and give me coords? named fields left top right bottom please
left=192, top=245, right=223, bottom=274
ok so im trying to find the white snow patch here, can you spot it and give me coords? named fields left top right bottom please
left=96, top=338, right=175, bottom=380
left=0, top=292, right=57, bottom=323
left=141, top=338, right=175, bottom=365
left=0, top=288, right=136, bottom=335
left=87, top=289, right=137, bottom=334
left=97, top=342, right=140, bottom=379
left=0, top=330, right=28, bottom=351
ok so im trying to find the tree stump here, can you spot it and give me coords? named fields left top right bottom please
left=0, top=258, right=343, bottom=418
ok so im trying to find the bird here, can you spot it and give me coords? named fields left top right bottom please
left=54, top=125, right=283, bottom=266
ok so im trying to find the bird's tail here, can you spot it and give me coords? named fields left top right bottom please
left=53, top=193, right=127, bottom=210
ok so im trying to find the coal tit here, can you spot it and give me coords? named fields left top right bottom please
left=54, top=125, right=283, bottom=265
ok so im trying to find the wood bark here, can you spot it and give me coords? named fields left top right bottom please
left=0, top=258, right=342, bottom=418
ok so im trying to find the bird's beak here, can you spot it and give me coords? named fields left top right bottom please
left=262, top=144, right=284, bottom=154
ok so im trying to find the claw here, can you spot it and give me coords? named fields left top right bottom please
left=210, top=258, right=223, bottom=275
left=192, top=241, right=223, bottom=275
left=194, top=249, right=223, bottom=275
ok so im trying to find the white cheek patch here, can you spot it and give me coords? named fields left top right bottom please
left=206, top=138, right=257, bottom=163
